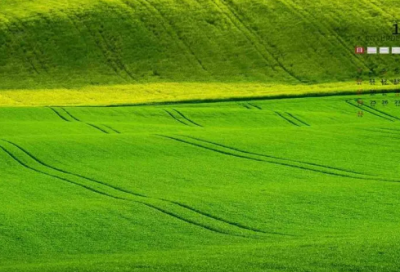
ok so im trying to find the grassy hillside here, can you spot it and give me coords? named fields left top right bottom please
left=1, top=94, right=400, bottom=271
left=0, top=0, right=399, bottom=91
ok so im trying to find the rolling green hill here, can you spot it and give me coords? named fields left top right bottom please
left=0, top=0, right=399, bottom=92
left=1, top=94, right=400, bottom=271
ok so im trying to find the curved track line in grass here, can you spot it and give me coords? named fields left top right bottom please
left=2, top=140, right=145, bottom=198
left=345, top=100, right=394, bottom=122
left=122, top=0, right=207, bottom=73
left=0, top=145, right=124, bottom=201
left=2, top=14, right=49, bottom=74
left=362, top=105, right=400, bottom=121
left=60, top=108, right=81, bottom=122
left=173, top=109, right=203, bottom=127
left=0, top=16, right=39, bottom=75
left=72, top=12, right=130, bottom=82
left=248, top=103, right=262, bottom=110
left=2, top=140, right=269, bottom=237
left=278, top=0, right=367, bottom=70
left=275, top=111, right=299, bottom=127
left=286, top=113, right=309, bottom=126
left=103, top=124, right=121, bottom=134
left=212, top=0, right=301, bottom=82
left=164, top=109, right=190, bottom=126
left=0, top=144, right=231, bottom=236
left=159, top=135, right=398, bottom=182
left=58, top=107, right=120, bottom=134
left=0, top=144, right=242, bottom=237
left=184, top=136, right=368, bottom=177
left=165, top=200, right=290, bottom=236
left=241, top=103, right=251, bottom=109
left=379, top=128, right=400, bottom=133
left=86, top=123, right=109, bottom=134
left=138, top=202, right=245, bottom=237
left=48, top=107, right=70, bottom=122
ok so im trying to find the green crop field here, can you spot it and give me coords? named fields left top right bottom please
left=1, top=0, right=400, bottom=271
left=1, top=95, right=400, bottom=271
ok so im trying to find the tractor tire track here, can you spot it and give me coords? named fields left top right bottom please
left=275, top=111, right=299, bottom=127
left=362, top=105, right=400, bottom=121
left=60, top=108, right=81, bottom=122
left=248, top=103, right=262, bottom=110
left=286, top=113, right=309, bottom=126
left=164, top=110, right=190, bottom=126
left=122, top=0, right=207, bottom=72
left=173, top=109, right=202, bottom=127
left=0, top=144, right=238, bottom=237
left=138, top=202, right=244, bottom=237
left=184, top=136, right=368, bottom=176
left=48, top=107, right=70, bottom=122
left=345, top=100, right=394, bottom=122
left=0, top=15, right=40, bottom=75
left=165, top=200, right=288, bottom=236
left=0, top=145, right=124, bottom=201
left=59, top=107, right=120, bottom=134
left=159, top=135, right=398, bottom=182
left=10, top=16, right=49, bottom=74
left=278, top=0, right=367, bottom=70
left=103, top=125, right=121, bottom=134
left=86, top=123, right=110, bottom=134
left=1, top=141, right=267, bottom=237
left=72, top=12, right=128, bottom=81
left=2, top=140, right=143, bottom=197
left=212, top=0, right=301, bottom=81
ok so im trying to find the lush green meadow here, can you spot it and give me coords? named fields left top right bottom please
left=1, top=94, right=400, bottom=271
left=2, top=0, right=400, bottom=271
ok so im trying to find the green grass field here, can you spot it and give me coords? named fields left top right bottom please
left=1, top=94, right=400, bottom=271
left=2, top=0, right=400, bottom=271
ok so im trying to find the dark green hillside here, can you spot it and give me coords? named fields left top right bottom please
left=0, top=0, right=399, bottom=89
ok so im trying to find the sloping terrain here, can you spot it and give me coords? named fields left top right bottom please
left=1, top=94, right=400, bottom=271
left=0, top=0, right=399, bottom=91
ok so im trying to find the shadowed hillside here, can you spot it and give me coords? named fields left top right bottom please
left=0, top=0, right=399, bottom=89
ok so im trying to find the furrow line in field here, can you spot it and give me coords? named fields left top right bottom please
left=159, top=135, right=389, bottom=182
left=345, top=100, right=394, bottom=121
left=2, top=140, right=145, bottom=197
left=241, top=103, right=251, bottom=109
left=2, top=140, right=267, bottom=237
left=166, top=200, right=287, bottom=235
left=379, top=128, right=400, bottom=133
left=0, top=145, right=124, bottom=201
left=0, top=144, right=233, bottom=236
left=0, top=15, right=40, bottom=75
left=279, top=0, right=367, bottom=70
left=120, top=0, right=199, bottom=71
left=138, top=202, right=244, bottom=237
left=60, top=108, right=81, bottom=122
left=0, top=144, right=237, bottom=236
left=286, top=113, right=309, bottom=126
left=48, top=107, right=71, bottom=122
left=173, top=110, right=202, bottom=127
left=275, top=112, right=299, bottom=127
left=248, top=103, right=262, bottom=110
left=213, top=0, right=301, bottom=81
left=73, top=12, right=127, bottom=81
left=59, top=108, right=120, bottom=134
left=164, top=110, right=190, bottom=126
left=103, top=125, right=121, bottom=134
left=12, top=16, right=49, bottom=74
left=362, top=104, right=400, bottom=121
left=184, top=136, right=368, bottom=176
left=123, top=0, right=207, bottom=72
left=86, top=123, right=110, bottom=134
